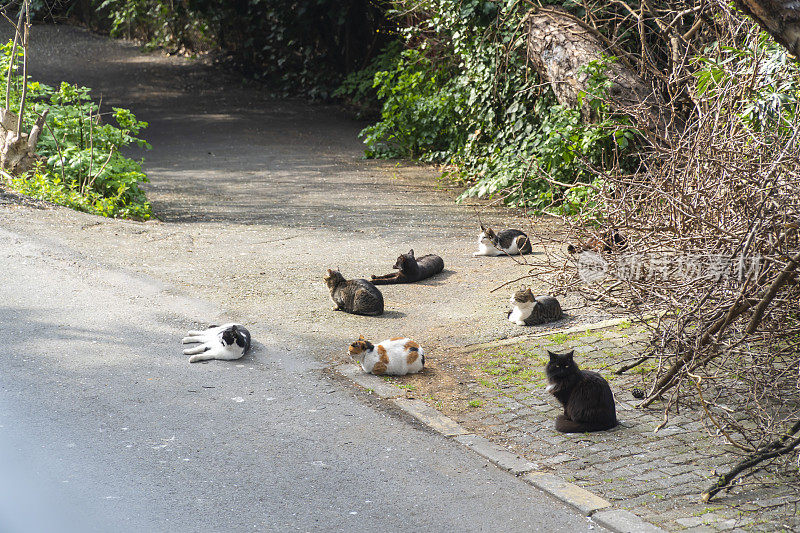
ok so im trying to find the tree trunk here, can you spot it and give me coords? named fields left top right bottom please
left=0, top=108, right=47, bottom=175
left=525, top=8, right=670, bottom=140
left=734, top=0, right=800, bottom=57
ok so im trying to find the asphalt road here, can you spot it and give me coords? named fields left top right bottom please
left=0, top=25, right=602, bottom=532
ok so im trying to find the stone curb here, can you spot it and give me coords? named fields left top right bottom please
left=523, top=472, right=611, bottom=516
left=334, top=363, right=666, bottom=533
left=592, top=509, right=669, bottom=533
left=391, top=397, right=468, bottom=437
left=453, top=434, right=539, bottom=475
left=335, top=363, right=405, bottom=399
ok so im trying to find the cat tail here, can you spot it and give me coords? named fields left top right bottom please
left=369, top=276, right=396, bottom=285
left=555, top=415, right=617, bottom=433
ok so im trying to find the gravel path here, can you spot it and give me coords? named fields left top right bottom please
left=0, top=24, right=611, bottom=532
left=1, top=24, right=609, bottom=362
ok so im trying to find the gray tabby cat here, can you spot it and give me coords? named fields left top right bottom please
left=507, top=288, right=563, bottom=326
left=323, top=269, right=384, bottom=316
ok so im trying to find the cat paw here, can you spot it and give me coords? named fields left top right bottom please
left=515, top=321, right=526, bottom=326
left=331, top=305, right=340, bottom=311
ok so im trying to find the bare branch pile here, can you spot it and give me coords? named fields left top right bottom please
left=535, top=1, right=800, bottom=499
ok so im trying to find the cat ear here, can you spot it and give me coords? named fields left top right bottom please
left=547, top=350, right=558, bottom=359
left=565, top=350, right=574, bottom=359
left=359, top=334, right=365, bottom=340
left=408, top=249, right=414, bottom=257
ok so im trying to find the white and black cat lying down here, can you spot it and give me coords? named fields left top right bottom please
left=182, top=323, right=251, bottom=363
left=473, top=224, right=532, bottom=256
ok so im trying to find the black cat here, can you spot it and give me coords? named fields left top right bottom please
left=545, top=350, right=617, bottom=433
left=324, top=269, right=384, bottom=316
left=370, top=249, right=444, bottom=285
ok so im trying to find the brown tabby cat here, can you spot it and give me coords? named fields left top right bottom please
left=323, top=269, right=384, bottom=316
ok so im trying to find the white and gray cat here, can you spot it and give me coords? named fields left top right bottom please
left=507, top=288, right=563, bottom=326
left=473, top=224, right=532, bottom=256
left=182, top=323, right=251, bottom=363
left=348, top=335, right=425, bottom=375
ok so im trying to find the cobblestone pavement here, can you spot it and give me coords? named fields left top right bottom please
left=394, top=322, right=800, bottom=532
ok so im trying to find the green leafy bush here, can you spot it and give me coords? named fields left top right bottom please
left=2, top=41, right=152, bottom=219
left=355, top=1, right=639, bottom=213
left=695, top=34, right=800, bottom=133
left=359, top=48, right=462, bottom=158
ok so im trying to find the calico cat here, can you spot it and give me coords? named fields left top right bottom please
left=545, top=350, right=617, bottom=433
left=324, top=269, right=384, bottom=316
left=182, top=323, right=251, bottom=363
left=371, top=249, right=445, bottom=285
left=473, top=224, right=532, bottom=256
left=567, top=230, right=627, bottom=254
left=507, top=288, right=563, bottom=326
left=348, top=335, right=425, bottom=375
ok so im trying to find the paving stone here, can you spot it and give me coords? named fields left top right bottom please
left=660, top=463, right=698, bottom=475
left=681, top=526, right=717, bottom=533
left=497, top=411, right=520, bottom=423
left=542, top=453, right=574, bottom=465
left=713, top=519, right=739, bottom=531
left=676, top=516, right=704, bottom=528
left=633, top=470, right=667, bottom=482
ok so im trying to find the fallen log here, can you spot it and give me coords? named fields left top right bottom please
left=525, top=7, right=671, bottom=142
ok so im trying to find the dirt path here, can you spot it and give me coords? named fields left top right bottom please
left=1, top=24, right=608, bottom=367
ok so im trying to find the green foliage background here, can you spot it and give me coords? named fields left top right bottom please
left=95, top=0, right=394, bottom=99
left=91, top=0, right=639, bottom=213
left=350, top=1, right=639, bottom=213
left=1, top=41, right=152, bottom=219
left=75, top=0, right=800, bottom=216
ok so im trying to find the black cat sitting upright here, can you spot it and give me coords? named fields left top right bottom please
left=370, top=249, right=444, bottom=285
left=545, top=350, right=617, bottom=433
